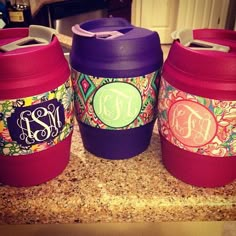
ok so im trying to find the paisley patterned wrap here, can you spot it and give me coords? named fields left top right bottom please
left=72, top=69, right=160, bottom=130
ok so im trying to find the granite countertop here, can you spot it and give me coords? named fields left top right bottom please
left=0, top=35, right=235, bottom=224
left=0, top=123, right=235, bottom=224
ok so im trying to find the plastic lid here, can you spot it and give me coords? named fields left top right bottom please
left=171, top=29, right=230, bottom=52
left=70, top=18, right=163, bottom=77
left=0, top=26, right=69, bottom=99
left=163, top=29, right=236, bottom=100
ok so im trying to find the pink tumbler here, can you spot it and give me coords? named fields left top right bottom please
left=0, top=26, right=74, bottom=187
left=158, top=29, right=236, bottom=187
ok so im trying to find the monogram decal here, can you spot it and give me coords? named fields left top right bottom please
left=168, top=100, right=217, bottom=147
left=93, top=82, right=142, bottom=128
left=7, top=99, right=65, bottom=146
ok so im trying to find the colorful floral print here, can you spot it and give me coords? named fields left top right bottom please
left=158, top=78, right=236, bottom=157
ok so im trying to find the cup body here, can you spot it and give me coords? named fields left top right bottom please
left=70, top=18, right=163, bottom=159
left=158, top=29, right=236, bottom=187
left=0, top=27, right=74, bottom=187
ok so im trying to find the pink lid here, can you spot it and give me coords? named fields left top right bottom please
left=163, top=29, right=236, bottom=100
left=0, top=26, right=69, bottom=99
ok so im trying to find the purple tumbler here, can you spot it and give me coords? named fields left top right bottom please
left=70, top=18, right=163, bottom=159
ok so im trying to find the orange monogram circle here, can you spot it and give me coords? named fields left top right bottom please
left=168, top=100, right=217, bottom=147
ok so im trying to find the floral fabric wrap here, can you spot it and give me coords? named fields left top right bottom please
left=158, top=78, right=236, bottom=157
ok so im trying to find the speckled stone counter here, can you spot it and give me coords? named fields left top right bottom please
left=0, top=123, right=235, bottom=224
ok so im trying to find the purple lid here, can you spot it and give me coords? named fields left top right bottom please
left=70, top=18, right=163, bottom=77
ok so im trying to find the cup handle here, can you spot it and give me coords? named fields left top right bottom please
left=172, top=29, right=230, bottom=52
left=0, top=25, right=56, bottom=52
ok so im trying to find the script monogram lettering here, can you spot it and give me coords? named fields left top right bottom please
left=169, top=101, right=216, bottom=146
left=8, top=99, right=65, bottom=146
left=93, top=82, right=142, bottom=128
left=96, top=88, right=138, bottom=121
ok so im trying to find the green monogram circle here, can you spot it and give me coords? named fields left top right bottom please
left=93, top=82, right=142, bottom=128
